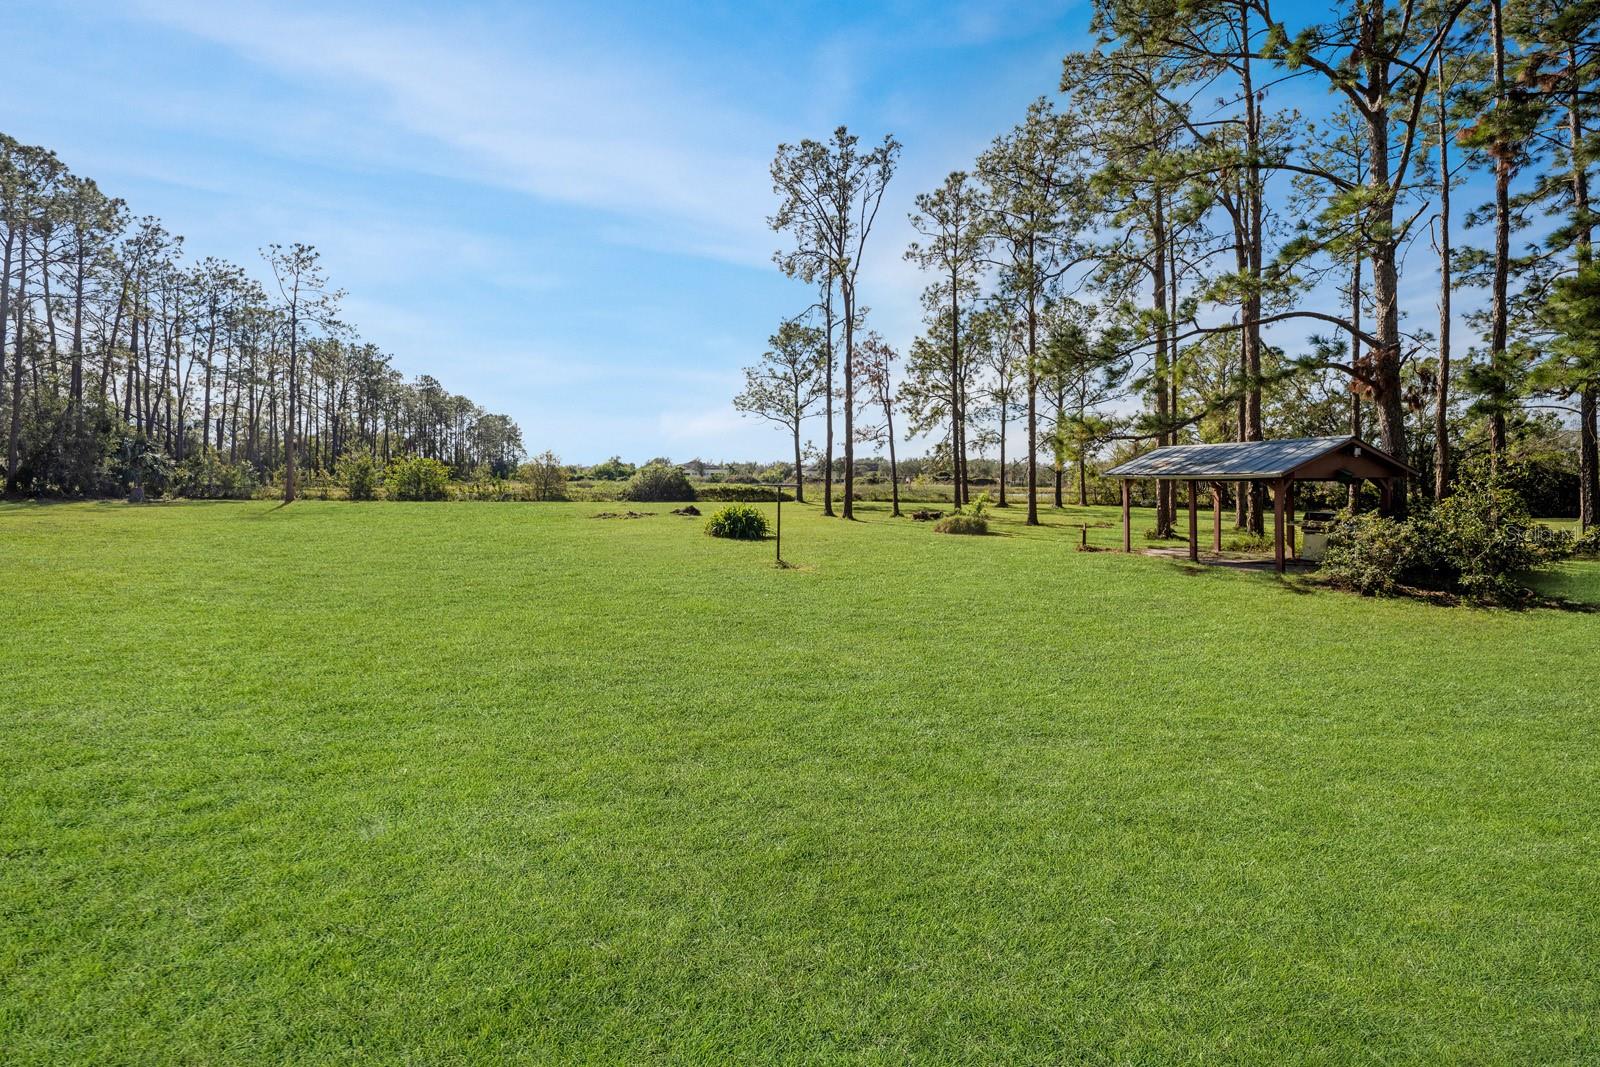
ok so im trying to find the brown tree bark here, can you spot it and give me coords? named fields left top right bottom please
left=1434, top=40, right=1453, bottom=501
left=1486, top=0, right=1511, bottom=462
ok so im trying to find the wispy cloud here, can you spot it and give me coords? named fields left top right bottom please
left=127, top=0, right=780, bottom=265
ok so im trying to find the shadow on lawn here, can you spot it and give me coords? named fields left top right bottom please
left=1167, top=553, right=1600, bottom=611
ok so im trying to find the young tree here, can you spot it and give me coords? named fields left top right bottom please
left=854, top=331, right=903, bottom=516
left=906, top=171, right=990, bottom=506
left=733, top=318, right=827, bottom=504
left=972, top=302, right=1023, bottom=507
left=979, top=100, right=1081, bottom=525
left=263, top=242, right=341, bottom=503
left=1041, top=298, right=1129, bottom=506
left=770, top=127, right=900, bottom=519
left=519, top=450, right=568, bottom=501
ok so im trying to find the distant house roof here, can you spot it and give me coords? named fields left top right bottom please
left=1103, top=436, right=1417, bottom=481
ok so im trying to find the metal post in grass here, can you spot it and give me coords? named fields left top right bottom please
left=773, top=482, right=800, bottom=566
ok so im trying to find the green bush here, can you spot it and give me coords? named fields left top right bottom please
left=587, top=455, right=635, bottom=481
left=934, top=492, right=990, bottom=534
left=1322, top=470, right=1575, bottom=601
left=705, top=503, right=769, bottom=539
left=338, top=452, right=380, bottom=501
left=622, top=463, right=696, bottom=502
left=383, top=456, right=451, bottom=501
left=517, top=450, right=568, bottom=501
left=172, top=452, right=259, bottom=499
left=1320, top=513, right=1423, bottom=597
left=696, top=483, right=793, bottom=502
left=1575, top=526, right=1600, bottom=558
left=933, top=513, right=988, bottom=535
left=1426, top=474, right=1573, bottom=601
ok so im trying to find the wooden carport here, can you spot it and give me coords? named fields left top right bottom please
left=1103, top=436, right=1419, bottom=573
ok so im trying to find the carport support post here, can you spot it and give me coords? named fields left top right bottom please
left=1121, top=479, right=1132, bottom=553
left=1187, top=480, right=1198, bottom=562
left=1287, top=481, right=1297, bottom=559
left=1272, top=478, right=1287, bottom=573
left=1211, top=483, right=1223, bottom=553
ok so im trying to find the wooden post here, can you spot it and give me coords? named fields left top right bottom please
left=1187, top=480, right=1199, bottom=562
left=1286, top=480, right=1297, bottom=559
left=1121, top=479, right=1132, bottom=553
left=1211, top=482, right=1223, bottom=553
left=1272, top=479, right=1286, bottom=573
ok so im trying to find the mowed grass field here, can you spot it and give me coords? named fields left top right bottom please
left=2, top=499, right=1598, bottom=1064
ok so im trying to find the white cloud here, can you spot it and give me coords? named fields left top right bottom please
left=127, top=0, right=780, bottom=265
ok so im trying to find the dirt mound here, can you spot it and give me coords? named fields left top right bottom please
left=592, top=510, right=652, bottom=519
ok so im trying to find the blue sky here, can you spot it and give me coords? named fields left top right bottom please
left=7, top=0, right=1100, bottom=462
left=8, top=1, right=1484, bottom=463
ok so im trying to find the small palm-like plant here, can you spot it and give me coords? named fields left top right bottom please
left=705, top=503, right=770, bottom=540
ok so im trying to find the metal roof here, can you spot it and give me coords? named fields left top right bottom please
left=1103, top=436, right=1395, bottom=479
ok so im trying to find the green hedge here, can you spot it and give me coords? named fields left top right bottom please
left=696, top=484, right=793, bottom=502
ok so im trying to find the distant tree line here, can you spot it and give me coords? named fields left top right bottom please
left=740, top=0, right=1599, bottom=531
left=0, top=134, right=522, bottom=501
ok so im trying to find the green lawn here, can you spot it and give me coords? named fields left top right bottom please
left=2, top=500, right=1597, bottom=1064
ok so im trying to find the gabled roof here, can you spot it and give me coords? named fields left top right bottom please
left=1103, top=436, right=1417, bottom=480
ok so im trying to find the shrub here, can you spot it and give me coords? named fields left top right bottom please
left=338, top=452, right=380, bottom=501
left=1320, top=513, right=1423, bottom=597
left=171, top=452, right=259, bottom=499
left=383, top=456, right=451, bottom=501
left=933, top=494, right=990, bottom=535
left=458, top=474, right=517, bottom=501
left=1425, top=473, right=1573, bottom=601
left=518, top=450, right=568, bottom=501
left=588, top=455, right=635, bottom=481
left=696, top=484, right=793, bottom=502
left=1321, top=469, right=1575, bottom=602
left=622, top=463, right=696, bottom=502
left=933, top=513, right=988, bottom=535
left=705, top=503, right=769, bottom=539
left=1575, top=526, right=1600, bottom=558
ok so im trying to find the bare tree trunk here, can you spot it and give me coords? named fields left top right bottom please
left=0, top=229, right=13, bottom=491
left=821, top=279, right=836, bottom=517
left=7, top=224, right=28, bottom=492
left=792, top=421, right=805, bottom=505
left=1567, top=41, right=1596, bottom=530
left=1239, top=0, right=1265, bottom=535
left=201, top=296, right=217, bottom=458
left=1581, top=389, right=1598, bottom=531
left=1151, top=189, right=1173, bottom=537
left=1434, top=52, right=1452, bottom=502
left=997, top=399, right=1008, bottom=507
left=1487, top=0, right=1511, bottom=462
left=1351, top=254, right=1364, bottom=511
left=949, top=266, right=963, bottom=507
left=886, top=398, right=900, bottom=517
left=1362, top=62, right=1410, bottom=514
left=1025, top=238, right=1039, bottom=526
left=842, top=274, right=856, bottom=520
left=69, top=243, right=86, bottom=414
left=285, top=306, right=298, bottom=503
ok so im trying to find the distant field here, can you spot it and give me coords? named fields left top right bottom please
left=2, top=500, right=1597, bottom=1064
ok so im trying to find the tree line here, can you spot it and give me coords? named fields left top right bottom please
left=740, top=0, right=1599, bottom=532
left=0, top=134, right=523, bottom=501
